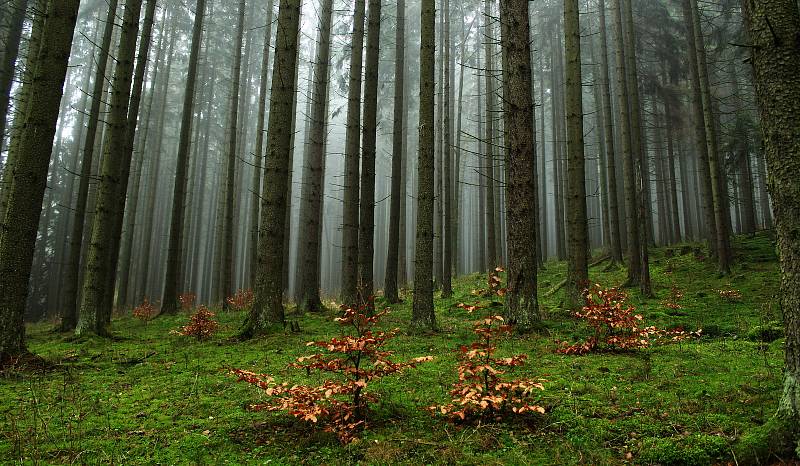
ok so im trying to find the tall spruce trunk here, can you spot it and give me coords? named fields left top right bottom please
left=689, top=0, right=731, bottom=273
left=598, top=0, right=623, bottom=264
left=484, top=0, right=497, bottom=269
left=442, top=0, right=453, bottom=297
left=0, top=0, right=28, bottom=156
left=250, top=0, right=276, bottom=285
left=296, top=0, right=334, bottom=312
left=610, top=0, right=641, bottom=285
left=242, top=0, right=302, bottom=337
left=411, top=0, right=437, bottom=331
left=161, top=0, right=206, bottom=315
left=385, top=0, right=406, bottom=303
left=500, top=0, right=539, bottom=328
left=340, top=0, right=366, bottom=307
left=76, top=0, right=143, bottom=336
left=564, top=0, right=589, bottom=308
left=0, top=0, right=81, bottom=358
left=742, top=0, right=800, bottom=432
left=357, top=0, right=381, bottom=306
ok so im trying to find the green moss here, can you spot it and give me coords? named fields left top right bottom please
left=746, top=321, right=784, bottom=342
left=639, top=434, right=728, bottom=466
left=0, top=232, right=788, bottom=464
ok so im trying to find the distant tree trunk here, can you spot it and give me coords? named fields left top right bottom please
left=161, top=0, right=206, bottom=315
left=242, top=0, right=301, bottom=337
left=742, top=0, right=800, bottom=436
left=357, top=0, right=381, bottom=306
left=476, top=33, right=486, bottom=272
left=76, top=0, right=143, bottom=336
left=219, top=0, right=247, bottom=311
left=663, top=80, right=683, bottom=242
left=551, top=27, right=567, bottom=262
left=598, top=0, right=623, bottom=263
left=689, top=0, right=730, bottom=273
left=0, top=0, right=80, bottom=358
left=730, top=62, right=756, bottom=235
left=610, top=0, right=641, bottom=285
left=340, top=0, right=366, bottom=307
left=454, top=13, right=469, bottom=275
left=60, top=0, right=120, bottom=330
left=434, top=5, right=444, bottom=289
left=411, top=0, right=437, bottom=331
left=539, top=60, right=548, bottom=263
left=564, top=0, right=589, bottom=308
left=484, top=0, right=497, bottom=269
left=385, top=0, right=406, bottom=304
left=250, top=0, right=276, bottom=286
left=500, top=0, right=539, bottom=328
left=442, top=0, right=453, bottom=297
left=681, top=0, right=718, bottom=256
left=0, top=0, right=28, bottom=155
left=297, top=0, right=333, bottom=312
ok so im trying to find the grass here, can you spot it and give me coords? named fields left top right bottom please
left=0, top=232, right=788, bottom=465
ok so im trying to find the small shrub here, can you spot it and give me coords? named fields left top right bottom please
left=179, top=292, right=196, bottom=312
left=133, top=298, right=156, bottom=324
left=557, top=285, right=699, bottom=355
left=432, top=269, right=546, bottom=422
left=662, top=285, right=684, bottom=310
left=175, top=306, right=218, bottom=340
left=226, top=289, right=254, bottom=311
left=232, top=303, right=432, bottom=444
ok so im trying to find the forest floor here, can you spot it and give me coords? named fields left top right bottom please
left=0, top=232, right=789, bottom=465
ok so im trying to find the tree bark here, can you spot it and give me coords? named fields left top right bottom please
left=500, top=0, right=539, bottom=328
left=161, top=0, right=206, bottom=315
left=411, top=0, right=437, bottom=331
left=484, top=0, right=497, bottom=270
left=242, top=0, right=301, bottom=336
left=0, top=0, right=28, bottom=156
left=0, top=0, right=80, bottom=358
left=742, top=0, right=800, bottom=425
left=297, top=0, right=334, bottom=312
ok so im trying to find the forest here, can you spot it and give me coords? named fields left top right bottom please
left=0, top=0, right=798, bottom=463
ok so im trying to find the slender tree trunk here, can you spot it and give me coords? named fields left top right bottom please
left=484, top=0, right=497, bottom=269
left=441, top=0, right=453, bottom=297
left=297, top=0, right=333, bottom=312
left=742, top=0, right=800, bottom=433
left=0, top=0, right=28, bottom=156
left=0, top=0, right=80, bottom=358
left=411, top=0, right=437, bottom=331
left=250, top=0, right=276, bottom=286
left=500, top=0, right=539, bottom=328
left=689, top=0, right=730, bottom=273
left=357, top=0, right=381, bottom=306
left=564, top=0, right=589, bottom=308
left=242, top=0, right=301, bottom=336
left=476, top=33, right=486, bottom=272
left=385, top=0, right=406, bottom=304
left=161, top=0, right=206, bottom=315
left=76, top=0, right=143, bottom=336
left=340, top=0, right=366, bottom=307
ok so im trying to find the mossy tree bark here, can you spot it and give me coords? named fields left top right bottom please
left=742, top=0, right=800, bottom=427
left=411, top=0, right=437, bottom=332
left=76, top=0, right=143, bottom=337
left=0, top=0, right=81, bottom=358
left=297, top=0, right=334, bottom=312
left=499, top=0, right=539, bottom=329
left=242, top=0, right=301, bottom=337
left=161, top=0, right=206, bottom=315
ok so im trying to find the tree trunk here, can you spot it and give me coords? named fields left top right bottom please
left=76, top=0, right=143, bottom=336
left=441, top=0, right=453, bottom=297
left=564, top=0, right=588, bottom=308
left=340, top=0, right=366, bottom=307
left=161, top=0, right=206, bottom=315
left=385, top=0, right=406, bottom=304
left=0, top=0, right=28, bottom=156
left=411, top=0, right=437, bottom=331
left=0, top=0, right=80, bottom=358
left=357, top=0, right=381, bottom=306
left=296, top=0, right=333, bottom=312
left=742, top=0, right=800, bottom=427
left=243, top=0, right=301, bottom=337
left=484, top=0, right=497, bottom=270
left=500, top=0, right=539, bottom=328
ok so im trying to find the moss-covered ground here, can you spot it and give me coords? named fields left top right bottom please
left=0, top=232, right=789, bottom=464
